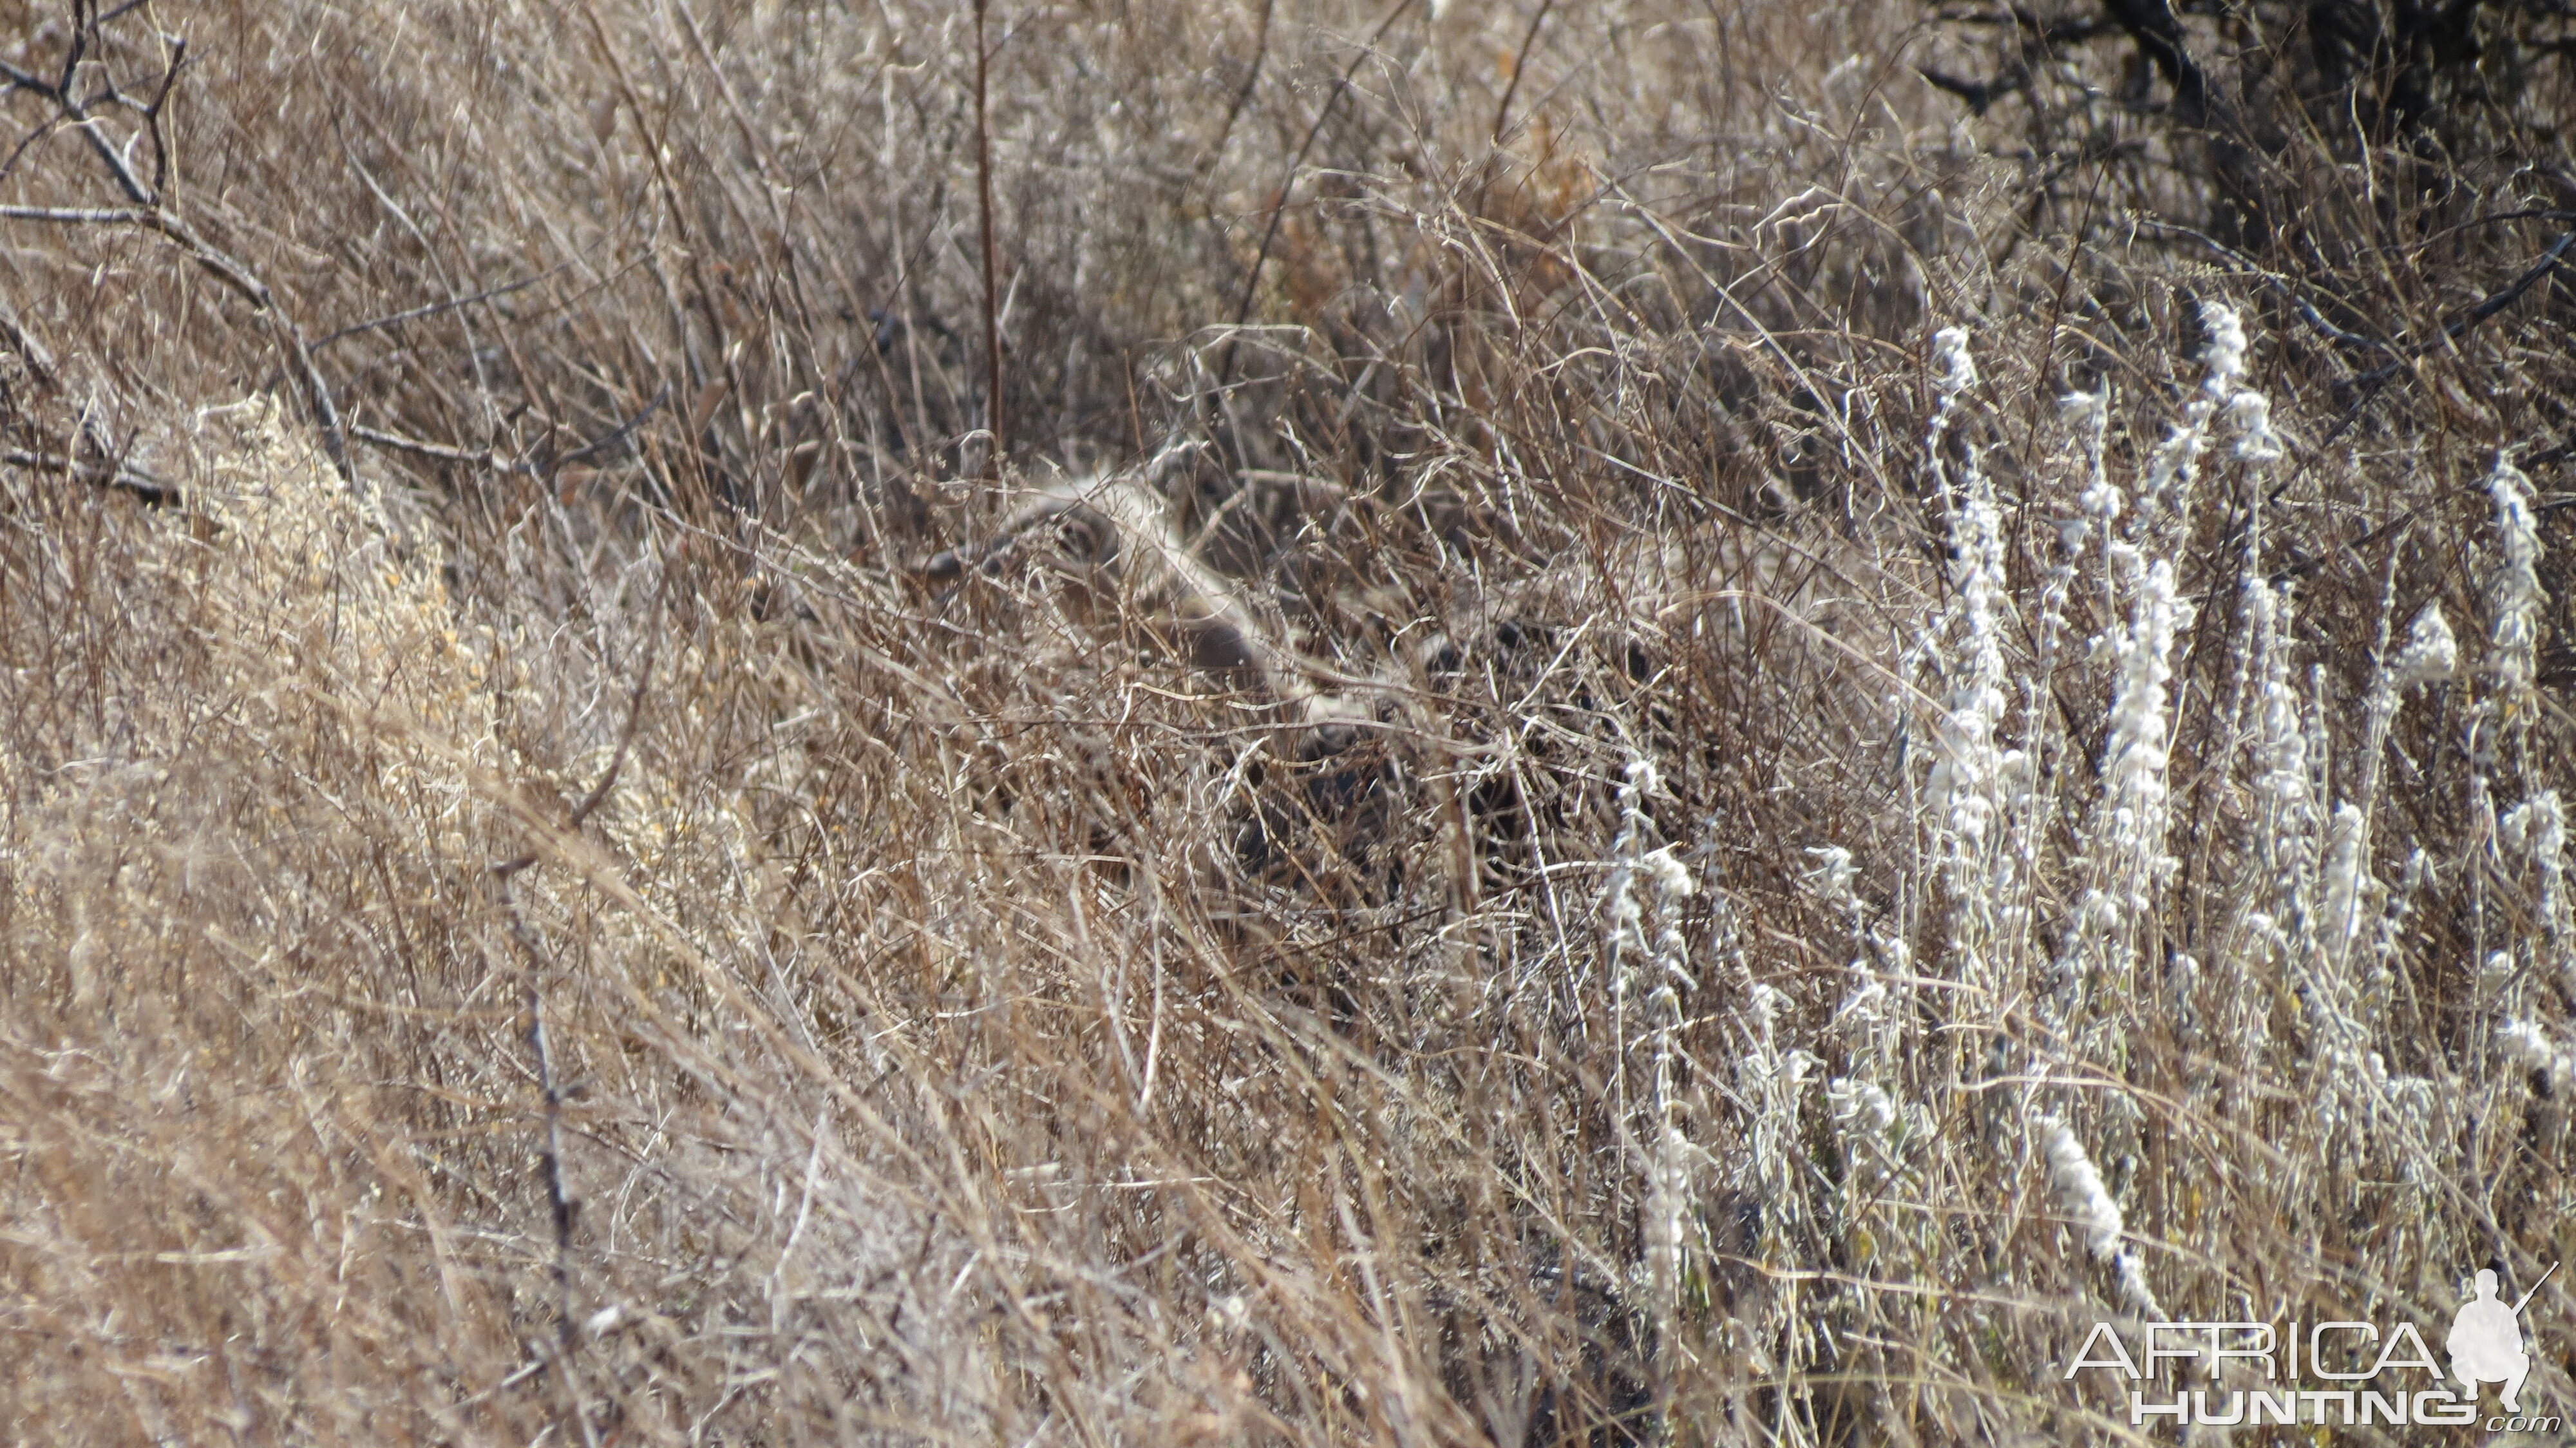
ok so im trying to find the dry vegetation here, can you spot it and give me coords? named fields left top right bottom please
left=5, top=0, right=2576, bottom=1442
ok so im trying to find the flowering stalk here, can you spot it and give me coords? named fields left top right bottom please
left=2056, top=556, right=2191, bottom=1015
left=2481, top=452, right=2563, bottom=1005
left=2037, top=1114, right=2163, bottom=1319
left=1604, top=757, right=1700, bottom=1400
left=1922, top=328, right=2018, bottom=991
left=2485, top=452, right=2544, bottom=723
left=2133, top=301, right=2250, bottom=537
left=2054, top=305, right=2282, bottom=1029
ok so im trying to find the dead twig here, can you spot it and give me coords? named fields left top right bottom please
left=2, top=444, right=178, bottom=506
left=484, top=560, right=668, bottom=1448
left=0, top=24, right=355, bottom=486
left=550, top=386, right=670, bottom=477
left=2320, top=230, right=2575, bottom=448
left=1209, top=0, right=1276, bottom=164
left=1219, top=0, right=1420, bottom=387
left=316, top=269, right=561, bottom=353
left=2134, top=218, right=2394, bottom=359
left=485, top=885, right=602, bottom=1448
left=494, top=563, right=672, bottom=876
left=1490, top=0, right=1555, bottom=143
left=0, top=204, right=147, bottom=223
left=350, top=386, right=667, bottom=482
left=972, top=0, right=1006, bottom=477
left=348, top=423, right=509, bottom=471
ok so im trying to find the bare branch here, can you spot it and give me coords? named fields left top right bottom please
left=348, top=422, right=506, bottom=469
left=2322, top=231, right=2575, bottom=447
left=486, top=879, right=603, bottom=1448
left=1491, top=0, right=1555, bottom=142
left=0, top=204, right=146, bottom=223
left=3, top=444, right=177, bottom=505
left=493, top=559, right=671, bottom=875
left=316, top=269, right=559, bottom=353
left=972, top=0, right=1005, bottom=476
left=1220, top=0, right=1421, bottom=386
left=141, top=34, right=185, bottom=202
left=0, top=18, right=355, bottom=485
left=548, top=385, right=669, bottom=475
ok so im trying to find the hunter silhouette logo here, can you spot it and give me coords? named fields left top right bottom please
left=2450, top=1264, right=2554, bottom=1415
left=2065, top=1262, right=2560, bottom=1433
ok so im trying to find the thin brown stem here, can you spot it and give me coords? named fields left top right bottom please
left=1491, top=0, right=1555, bottom=144
left=973, top=0, right=1005, bottom=477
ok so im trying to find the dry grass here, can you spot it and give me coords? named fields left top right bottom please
left=4, top=1, right=2575, bottom=1443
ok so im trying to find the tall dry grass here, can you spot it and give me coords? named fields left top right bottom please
left=3, top=1, right=2575, bottom=1443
